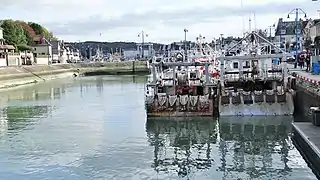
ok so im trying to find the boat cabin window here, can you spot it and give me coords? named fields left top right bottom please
left=158, top=87, right=164, bottom=93
left=272, top=59, right=280, bottom=65
left=233, top=62, right=239, bottom=69
left=196, top=86, right=204, bottom=96
left=190, top=72, right=196, bottom=78
left=243, top=61, right=250, bottom=68
left=252, top=60, right=258, bottom=66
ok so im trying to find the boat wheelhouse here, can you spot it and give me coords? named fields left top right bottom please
left=217, top=31, right=295, bottom=116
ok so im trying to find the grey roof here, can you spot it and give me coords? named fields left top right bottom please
left=275, top=18, right=309, bottom=36
left=314, top=19, right=320, bottom=25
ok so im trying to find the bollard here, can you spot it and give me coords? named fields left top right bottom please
left=132, top=61, right=135, bottom=73
left=310, top=107, right=320, bottom=126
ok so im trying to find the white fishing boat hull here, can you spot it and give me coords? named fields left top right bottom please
left=219, top=91, right=294, bottom=116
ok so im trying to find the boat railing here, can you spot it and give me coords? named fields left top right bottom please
left=223, top=62, right=285, bottom=81
left=189, top=80, right=202, bottom=86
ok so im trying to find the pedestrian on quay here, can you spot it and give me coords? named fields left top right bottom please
left=298, top=52, right=304, bottom=69
left=306, top=50, right=311, bottom=72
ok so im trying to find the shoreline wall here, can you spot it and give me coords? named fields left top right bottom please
left=294, top=85, right=320, bottom=119
left=0, top=61, right=149, bottom=90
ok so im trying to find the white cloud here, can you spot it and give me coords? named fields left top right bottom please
left=0, top=0, right=319, bottom=43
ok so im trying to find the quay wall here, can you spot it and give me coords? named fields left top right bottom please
left=0, top=61, right=149, bottom=90
left=294, top=85, right=320, bottom=119
left=290, top=70, right=320, bottom=119
left=291, top=71, right=320, bottom=178
left=292, top=124, right=320, bottom=179
left=79, top=61, right=149, bottom=76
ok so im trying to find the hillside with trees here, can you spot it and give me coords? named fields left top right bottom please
left=0, top=19, right=57, bottom=51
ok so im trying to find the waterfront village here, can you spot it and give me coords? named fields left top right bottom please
left=0, top=27, right=81, bottom=66
left=0, top=16, right=319, bottom=67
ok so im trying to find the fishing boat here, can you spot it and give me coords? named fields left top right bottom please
left=145, top=61, right=219, bottom=117
left=145, top=34, right=221, bottom=117
left=217, top=31, right=295, bottom=116
left=145, top=31, right=295, bottom=117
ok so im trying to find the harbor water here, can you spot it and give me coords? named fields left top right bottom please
left=0, top=75, right=317, bottom=180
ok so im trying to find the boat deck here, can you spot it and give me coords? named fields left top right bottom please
left=292, top=122, right=320, bottom=178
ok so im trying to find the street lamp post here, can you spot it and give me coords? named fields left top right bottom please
left=184, top=29, right=188, bottom=62
left=213, top=38, right=217, bottom=52
left=220, top=34, right=224, bottom=50
left=287, top=8, right=307, bottom=68
left=279, top=21, right=283, bottom=50
left=138, top=31, right=148, bottom=59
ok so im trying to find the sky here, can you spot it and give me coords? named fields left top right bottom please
left=0, top=0, right=319, bottom=43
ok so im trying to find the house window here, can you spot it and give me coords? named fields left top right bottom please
left=294, top=29, right=301, bottom=34
left=243, top=61, right=250, bottom=68
left=233, top=62, right=239, bottom=69
left=280, top=29, right=286, bottom=35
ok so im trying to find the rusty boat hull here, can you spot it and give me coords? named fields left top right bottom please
left=146, top=94, right=217, bottom=117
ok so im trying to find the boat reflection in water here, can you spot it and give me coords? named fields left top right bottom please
left=146, top=117, right=218, bottom=177
left=146, top=117, right=316, bottom=179
left=218, top=116, right=295, bottom=179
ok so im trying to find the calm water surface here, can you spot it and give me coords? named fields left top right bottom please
left=0, top=75, right=317, bottom=180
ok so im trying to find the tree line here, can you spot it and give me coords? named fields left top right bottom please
left=0, top=19, right=57, bottom=51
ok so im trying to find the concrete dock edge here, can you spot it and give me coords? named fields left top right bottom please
left=292, top=123, right=320, bottom=178
left=0, top=61, right=150, bottom=90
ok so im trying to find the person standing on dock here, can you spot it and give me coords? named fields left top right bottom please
left=298, top=52, right=304, bottom=69
left=306, top=50, right=311, bottom=72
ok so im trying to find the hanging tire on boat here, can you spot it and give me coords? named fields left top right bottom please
left=243, top=81, right=254, bottom=91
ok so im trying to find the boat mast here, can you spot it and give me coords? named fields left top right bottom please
left=253, top=12, right=257, bottom=31
left=249, top=14, right=252, bottom=33
left=241, top=0, right=245, bottom=36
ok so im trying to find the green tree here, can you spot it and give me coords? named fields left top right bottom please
left=14, top=22, right=28, bottom=45
left=1, top=19, right=29, bottom=51
left=28, top=22, right=43, bottom=35
left=15, top=21, right=36, bottom=45
left=1, top=20, right=17, bottom=45
left=17, top=44, right=32, bottom=51
left=24, top=29, right=33, bottom=45
left=28, top=22, right=56, bottom=40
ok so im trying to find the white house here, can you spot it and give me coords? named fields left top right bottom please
left=50, top=40, right=62, bottom=63
left=73, top=50, right=80, bottom=62
left=310, top=20, right=320, bottom=43
left=0, top=27, right=19, bottom=66
left=59, top=47, right=68, bottom=63
left=32, top=35, right=52, bottom=65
